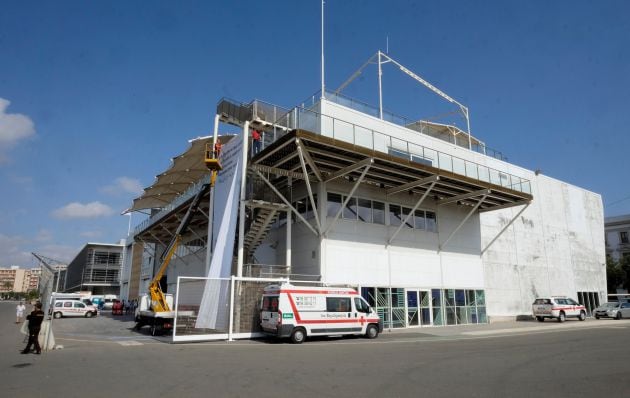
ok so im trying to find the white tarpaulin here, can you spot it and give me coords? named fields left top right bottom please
left=195, top=133, right=243, bottom=330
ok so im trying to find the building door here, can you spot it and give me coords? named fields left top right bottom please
left=406, top=289, right=432, bottom=327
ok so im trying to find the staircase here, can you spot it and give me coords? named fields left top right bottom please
left=243, top=201, right=287, bottom=255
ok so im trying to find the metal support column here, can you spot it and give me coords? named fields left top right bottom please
left=388, top=181, right=437, bottom=246
left=481, top=203, right=530, bottom=255
left=237, top=121, right=250, bottom=277
left=438, top=194, right=488, bottom=252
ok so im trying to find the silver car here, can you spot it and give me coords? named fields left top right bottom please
left=593, top=302, right=630, bottom=320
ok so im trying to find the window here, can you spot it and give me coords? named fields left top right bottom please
left=63, top=302, right=72, bottom=308
left=414, top=210, right=426, bottom=229
left=73, top=302, right=85, bottom=308
left=343, top=196, right=357, bottom=220
left=354, top=297, right=370, bottom=313
left=373, top=201, right=385, bottom=224
left=389, top=204, right=402, bottom=227
left=621, top=231, right=629, bottom=244
left=401, top=207, right=414, bottom=228
left=357, top=198, right=372, bottom=222
left=327, top=193, right=342, bottom=217
left=261, top=296, right=279, bottom=312
left=326, top=297, right=351, bottom=312
left=426, top=211, right=437, bottom=232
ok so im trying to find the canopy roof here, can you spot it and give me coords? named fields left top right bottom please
left=127, top=135, right=233, bottom=212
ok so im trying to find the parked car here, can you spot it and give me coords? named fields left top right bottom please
left=593, top=301, right=630, bottom=320
left=532, top=296, right=586, bottom=322
left=52, top=299, right=98, bottom=318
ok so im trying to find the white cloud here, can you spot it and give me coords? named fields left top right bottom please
left=52, top=201, right=115, bottom=219
left=101, top=176, right=144, bottom=196
left=0, top=98, right=35, bottom=162
left=35, top=229, right=53, bottom=242
left=0, top=234, right=31, bottom=266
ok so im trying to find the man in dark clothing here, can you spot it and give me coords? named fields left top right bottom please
left=22, top=302, right=44, bottom=354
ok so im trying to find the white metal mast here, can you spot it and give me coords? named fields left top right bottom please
left=321, top=0, right=325, bottom=99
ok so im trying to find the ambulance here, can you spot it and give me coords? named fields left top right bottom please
left=260, top=283, right=383, bottom=344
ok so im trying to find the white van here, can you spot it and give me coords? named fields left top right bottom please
left=260, top=283, right=383, bottom=344
left=52, top=299, right=99, bottom=318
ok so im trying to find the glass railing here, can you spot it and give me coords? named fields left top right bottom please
left=303, top=89, right=507, bottom=161
left=276, top=105, right=531, bottom=195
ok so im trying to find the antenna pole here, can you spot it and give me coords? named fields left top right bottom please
left=321, top=0, right=325, bottom=100
left=378, top=51, right=383, bottom=119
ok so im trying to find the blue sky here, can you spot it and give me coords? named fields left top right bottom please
left=1, top=0, right=629, bottom=267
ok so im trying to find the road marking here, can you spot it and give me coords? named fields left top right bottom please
left=117, top=340, right=144, bottom=346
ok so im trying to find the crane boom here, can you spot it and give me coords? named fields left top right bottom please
left=148, top=182, right=211, bottom=312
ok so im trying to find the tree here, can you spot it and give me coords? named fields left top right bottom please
left=606, top=255, right=624, bottom=293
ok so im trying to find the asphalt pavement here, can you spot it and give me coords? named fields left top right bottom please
left=2, top=300, right=629, bottom=398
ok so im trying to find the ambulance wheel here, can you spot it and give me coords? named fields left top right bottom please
left=536, top=316, right=544, bottom=322
left=53, top=312, right=62, bottom=319
left=557, top=312, right=566, bottom=323
left=290, top=328, right=306, bottom=344
left=578, top=311, right=586, bottom=321
left=366, top=324, right=379, bottom=339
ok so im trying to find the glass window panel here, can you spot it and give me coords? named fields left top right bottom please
left=402, top=207, right=414, bottom=228
left=446, top=307, right=456, bottom=325
left=354, top=126, right=372, bottom=149
left=466, top=290, right=476, bottom=306
left=465, top=161, right=478, bottom=179
left=407, top=291, right=418, bottom=307
left=414, top=209, right=426, bottom=230
left=470, top=306, right=478, bottom=323
left=373, top=201, right=385, bottom=225
left=431, top=289, right=442, bottom=307
left=499, top=173, right=510, bottom=188
left=421, top=308, right=431, bottom=325
left=357, top=198, right=372, bottom=223
left=489, top=169, right=501, bottom=185
left=334, top=119, right=354, bottom=144
left=327, top=193, right=342, bottom=217
left=326, top=297, right=351, bottom=312
left=476, top=290, right=486, bottom=306
left=389, top=204, right=402, bottom=227
left=321, top=115, right=334, bottom=138
left=445, top=289, right=456, bottom=306
left=455, top=289, right=466, bottom=306
left=343, top=196, right=357, bottom=220
left=420, top=291, right=430, bottom=307
left=522, top=181, right=532, bottom=194
left=452, top=157, right=465, bottom=175
left=423, top=148, right=437, bottom=165
left=426, top=211, right=437, bottom=232
left=432, top=307, right=444, bottom=326
left=478, top=166, right=490, bottom=182
left=408, top=309, right=419, bottom=326
left=361, top=287, right=376, bottom=307
left=373, top=132, right=390, bottom=153
left=438, top=152, right=452, bottom=172
left=456, top=307, right=468, bottom=324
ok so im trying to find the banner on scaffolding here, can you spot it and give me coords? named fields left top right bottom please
left=195, top=133, right=243, bottom=330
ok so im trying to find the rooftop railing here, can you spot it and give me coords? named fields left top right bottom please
left=273, top=105, right=531, bottom=195
left=301, top=89, right=507, bottom=161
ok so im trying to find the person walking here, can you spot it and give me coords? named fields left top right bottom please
left=252, top=128, right=261, bottom=155
left=22, top=301, right=44, bottom=354
left=16, top=301, right=26, bottom=323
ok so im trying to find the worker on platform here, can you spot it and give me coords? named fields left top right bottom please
left=252, top=128, right=261, bottom=155
left=214, top=141, right=222, bottom=159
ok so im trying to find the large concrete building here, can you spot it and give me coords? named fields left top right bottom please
left=0, top=266, right=41, bottom=294
left=122, top=54, right=605, bottom=332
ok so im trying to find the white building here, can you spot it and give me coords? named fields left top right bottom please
left=605, top=214, right=630, bottom=261
left=123, top=54, right=605, bottom=331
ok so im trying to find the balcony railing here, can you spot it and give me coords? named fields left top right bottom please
left=272, top=105, right=531, bottom=194
left=301, top=89, right=507, bottom=161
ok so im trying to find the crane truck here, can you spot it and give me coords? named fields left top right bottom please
left=134, top=148, right=221, bottom=336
